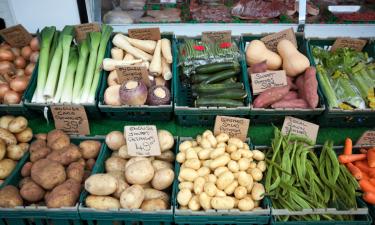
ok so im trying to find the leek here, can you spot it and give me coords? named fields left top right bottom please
left=61, top=47, right=78, bottom=103
left=34, top=26, right=55, bottom=103
left=48, top=31, right=60, bottom=72
left=316, top=65, right=339, bottom=108
left=79, top=32, right=101, bottom=103
left=72, top=39, right=89, bottom=104
left=87, top=24, right=113, bottom=103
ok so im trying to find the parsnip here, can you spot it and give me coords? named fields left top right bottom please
left=161, top=57, right=172, bottom=80
left=161, top=39, right=172, bottom=63
left=149, top=40, right=162, bottom=76
left=124, top=36, right=157, bottom=54
left=102, top=58, right=142, bottom=71
left=112, top=34, right=153, bottom=61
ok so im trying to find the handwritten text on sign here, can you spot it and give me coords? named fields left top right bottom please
left=281, top=116, right=319, bottom=144
left=251, top=70, right=288, bottom=95
left=50, top=105, right=90, bottom=135
left=202, top=31, right=232, bottom=44
left=75, top=23, right=100, bottom=42
left=116, top=66, right=151, bottom=87
left=125, top=125, right=161, bottom=156
left=356, top=130, right=375, bottom=146
left=331, top=38, right=367, bottom=52
left=214, top=116, right=250, bottom=141
left=128, top=28, right=161, bottom=41
left=0, top=24, right=33, bottom=48
left=260, top=28, right=297, bottom=52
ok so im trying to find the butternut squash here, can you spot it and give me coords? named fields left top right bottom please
left=246, top=40, right=282, bottom=70
left=277, top=40, right=310, bottom=77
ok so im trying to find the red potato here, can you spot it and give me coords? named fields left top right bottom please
left=281, top=91, right=298, bottom=101
left=303, top=66, right=319, bottom=108
left=253, top=85, right=290, bottom=108
left=271, top=98, right=309, bottom=109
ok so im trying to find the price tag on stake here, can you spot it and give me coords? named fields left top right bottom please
left=356, top=130, right=375, bottom=147
left=50, top=105, right=90, bottom=135
left=128, top=28, right=161, bottom=41
left=0, top=24, right=33, bottom=48
left=116, top=66, right=151, bottom=87
left=214, top=116, right=250, bottom=142
left=202, top=31, right=231, bottom=44
left=260, top=28, right=297, bottom=52
left=250, top=70, right=288, bottom=95
left=331, top=38, right=367, bottom=52
left=125, top=125, right=161, bottom=156
left=75, top=23, right=100, bottom=42
left=281, top=116, right=319, bottom=145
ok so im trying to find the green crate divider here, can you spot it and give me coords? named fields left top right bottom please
left=173, top=137, right=270, bottom=225
left=97, top=33, right=175, bottom=121
left=0, top=136, right=105, bottom=225
left=306, top=38, right=375, bottom=127
left=174, top=37, right=251, bottom=127
left=241, top=33, right=325, bottom=125
left=78, top=137, right=177, bottom=225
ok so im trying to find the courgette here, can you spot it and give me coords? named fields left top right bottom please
left=192, top=82, right=244, bottom=94
left=203, top=69, right=239, bottom=84
left=191, top=74, right=211, bottom=83
left=199, top=89, right=247, bottom=100
left=196, top=61, right=240, bottom=74
left=195, top=98, right=244, bottom=107
left=221, top=77, right=237, bottom=84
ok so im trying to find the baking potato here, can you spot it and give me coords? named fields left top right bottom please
left=113, top=179, right=129, bottom=199
left=141, top=199, right=169, bottom=211
left=47, top=130, right=70, bottom=151
left=31, top=159, right=66, bottom=190
left=0, top=140, right=5, bottom=160
left=140, top=182, right=152, bottom=189
left=151, top=168, right=174, bottom=190
left=85, top=173, right=118, bottom=195
left=20, top=180, right=45, bottom=202
left=47, top=144, right=82, bottom=166
left=151, top=160, right=173, bottom=171
left=106, top=131, right=126, bottom=151
left=120, top=184, right=144, bottom=209
left=105, top=157, right=126, bottom=172
left=144, top=188, right=170, bottom=202
left=67, top=162, right=85, bottom=183
left=211, top=196, right=235, bottom=210
left=15, top=127, right=33, bottom=143
left=46, top=179, right=81, bottom=208
left=155, top=150, right=175, bottom=162
left=158, top=130, right=174, bottom=152
left=8, top=116, right=27, bottom=133
left=125, top=157, right=148, bottom=169
left=79, top=140, right=101, bottom=159
left=118, top=145, right=130, bottom=159
left=86, top=195, right=120, bottom=209
left=30, top=146, right=51, bottom=162
left=7, top=144, right=24, bottom=160
left=0, top=158, right=16, bottom=179
left=108, top=170, right=125, bottom=181
left=125, top=160, right=154, bottom=185
left=0, top=116, right=15, bottom=129
left=21, top=162, right=32, bottom=177
left=85, top=158, right=96, bottom=171
left=0, top=185, right=23, bottom=207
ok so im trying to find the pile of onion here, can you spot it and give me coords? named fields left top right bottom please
left=0, top=37, right=39, bottom=104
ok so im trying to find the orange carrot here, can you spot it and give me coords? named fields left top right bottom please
left=343, top=138, right=352, bottom=155
left=363, top=192, right=375, bottom=204
left=359, top=179, right=375, bottom=193
left=338, top=154, right=367, bottom=164
left=368, top=149, right=375, bottom=168
left=346, top=163, right=363, bottom=180
left=369, top=178, right=375, bottom=186
left=354, top=160, right=374, bottom=174
left=363, top=173, right=370, bottom=180
left=360, top=148, right=368, bottom=154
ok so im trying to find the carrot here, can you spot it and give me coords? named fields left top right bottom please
left=359, top=179, right=375, bottom=192
left=368, top=149, right=375, bottom=168
left=369, top=178, right=375, bottom=186
left=354, top=160, right=373, bottom=174
left=338, top=154, right=367, bottom=164
left=363, top=173, right=370, bottom=180
left=360, top=148, right=368, bottom=154
left=343, top=138, right=352, bottom=155
left=346, top=163, right=363, bottom=180
left=363, top=192, right=375, bottom=204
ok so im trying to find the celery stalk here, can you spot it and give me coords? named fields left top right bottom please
left=72, top=40, right=89, bottom=104
left=80, top=32, right=101, bottom=103
left=35, top=26, right=55, bottom=103
left=60, top=47, right=78, bottom=103
left=87, top=24, right=113, bottom=103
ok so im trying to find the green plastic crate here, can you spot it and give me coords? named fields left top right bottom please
left=0, top=136, right=105, bottom=225
left=242, top=33, right=325, bottom=124
left=98, top=34, right=175, bottom=121
left=174, top=37, right=251, bottom=127
left=78, top=138, right=177, bottom=225
left=174, top=137, right=271, bottom=225
left=306, top=38, right=375, bottom=127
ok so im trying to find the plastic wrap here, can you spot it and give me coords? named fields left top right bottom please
left=103, top=8, right=134, bottom=24
left=120, top=0, right=146, bottom=10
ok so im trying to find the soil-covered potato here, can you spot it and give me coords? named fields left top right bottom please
left=85, top=158, right=96, bottom=171
left=30, top=139, right=47, bottom=152
left=0, top=185, right=23, bottom=207
left=47, top=129, right=70, bottom=151
left=46, top=179, right=81, bottom=208
left=67, top=162, right=85, bottom=183
left=21, top=162, right=32, bottom=177
left=20, top=180, right=45, bottom=202
left=47, top=144, right=82, bottom=166
left=79, top=140, right=101, bottom=159
left=30, top=146, right=51, bottom=162
left=31, top=159, right=66, bottom=190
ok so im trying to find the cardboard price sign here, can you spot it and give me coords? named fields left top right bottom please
left=75, top=23, right=100, bottom=42
left=116, top=66, right=151, bottom=87
left=202, top=31, right=231, bottom=44
left=250, top=70, right=288, bottom=95
left=0, top=24, right=33, bottom=48
left=128, top=28, right=161, bottom=41
left=331, top=38, right=367, bottom=52
left=356, top=130, right=375, bottom=146
left=281, top=116, right=319, bottom=144
left=125, top=125, right=161, bottom=156
left=50, top=105, right=90, bottom=135
left=260, top=28, right=297, bottom=52
left=214, top=116, right=250, bottom=141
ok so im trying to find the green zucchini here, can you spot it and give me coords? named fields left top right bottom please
left=221, top=77, right=237, bottom=84
left=199, top=89, right=247, bottom=100
left=196, top=61, right=240, bottom=74
left=191, top=74, right=211, bottom=83
left=203, top=69, right=239, bottom=84
left=192, top=82, right=244, bottom=94
left=195, top=98, right=244, bottom=107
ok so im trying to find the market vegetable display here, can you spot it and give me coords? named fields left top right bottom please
left=0, top=37, right=39, bottom=104
left=31, top=24, right=113, bottom=104
left=84, top=129, right=175, bottom=211
left=312, top=46, right=374, bottom=109
left=103, top=34, right=172, bottom=106
left=246, top=39, right=319, bottom=109
left=265, top=127, right=359, bottom=221
left=176, top=130, right=266, bottom=211
left=0, top=129, right=101, bottom=208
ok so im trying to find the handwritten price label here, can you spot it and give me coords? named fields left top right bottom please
left=0, top=24, right=33, bottom=48
left=356, top=130, right=375, bottom=146
left=260, top=28, right=297, bottom=52
left=50, top=105, right=90, bottom=135
left=281, top=116, right=319, bottom=144
left=250, top=70, right=288, bottom=95
left=331, top=38, right=367, bottom=52
left=214, top=116, right=250, bottom=141
left=125, top=125, right=161, bottom=156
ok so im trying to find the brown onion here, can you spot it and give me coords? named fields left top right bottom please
left=29, top=52, right=39, bottom=63
left=21, top=46, right=32, bottom=60
left=10, top=48, right=21, bottom=57
left=0, top=49, right=15, bottom=61
left=10, top=76, right=28, bottom=92
left=0, top=61, right=16, bottom=74
left=14, top=56, right=26, bottom=69
left=24, top=63, right=35, bottom=76
left=30, top=37, right=39, bottom=51
left=3, top=90, right=21, bottom=104
left=0, top=83, right=10, bottom=99
left=16, top=69, right=24, bottom=77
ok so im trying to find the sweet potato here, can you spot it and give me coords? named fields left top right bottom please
left=295, top=74, right=305, bottom=99
left=303, top=66, right=318, bottom=108
left=21, top=162, right=33, bottom=177
left=0, top=185, right=23, bottom=207
left=248, top=60, right=267, bottom=74
left=67, top=162, right=85, bottom=183
left=30, top=146, right=51, bottom=162
left=281, top=91, right=298, bottom=101
left=31, top=159, right=66, bottom=190
left=271, top=98, right=309, bottom=109
left=47, top=144, right=82, bottom=166
left=253, top=85, right=290, bottom=108
left=46, top=179, right=81, bottom=208
left=287, top=76, right=298, bottom=90
left=20, top=180, right=45, bottom=202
